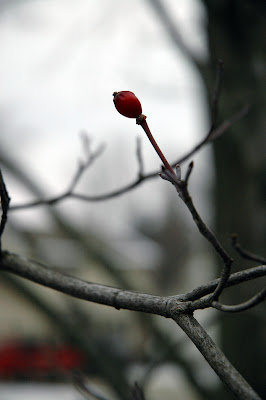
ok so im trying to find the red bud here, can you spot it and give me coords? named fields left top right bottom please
left=113, top=91, right=142, bottom=118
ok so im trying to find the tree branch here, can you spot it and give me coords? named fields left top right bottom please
left=0, top=169, right=10, bottom=253
left=173, top=313, right=261, bottom=400
left=209, top=59, right=224, bottom=132
left=136, top=136, right=145, bottom=179
left=232, top=234, right=266, bottom=264
left=0, top=251, right=172, bottom=317
left=1, top=251, right=265, bottom=315
left=0, top=251, right=264, bottom=399
left=9, top=104, right=248, bottom=211
left=180, top=264, right=266, bottom=302
left=160, top=164, right=233, bottom=301
left=212, top=288, right=266, bottom=313
left=130, top=382, right=146, bottom=400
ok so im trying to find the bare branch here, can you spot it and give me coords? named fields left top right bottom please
left=212, top=288, right=266, bottom=313
left=1, top=251, right=264, bottom=399
left=184, top=161, right=194, bottom=184
left=130, top=382, right=146, bottom=400
left=74, top=372, right=111, bottom=400
left=211, top=260, right=233, bottom=301
left=209, top=59, right=224, bottom=131
left=146, top=0, right=199, bottom=67
left=160, top=165, right=233, bottom=300
left=232, top=234, right=266, bottom=264
left=173, top=313, right=262, bottom=400
left=1, top=251, right=265, bottom=315
left=180, top=264, right=266, bottom=302
left=207, top=104, right=250, bottom=142
left=136, top=136, right=144, bottom=178
left=0, top=251, right=172, bottom=317
left=0, top=169, right=10, bottom=253
left=10, top=137, right=105, bottom=210
left=9, top=102, right=248, bottom=212
left=67, top=135, right=105, bottom=194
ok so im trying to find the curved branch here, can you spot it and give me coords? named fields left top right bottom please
left=180, top=264, right=266, bottom=302
left=212, top=288, right=266, bottom=313
left=232, top=234, right=266, bottom=264
left=9, top=105, right=248, bottom=212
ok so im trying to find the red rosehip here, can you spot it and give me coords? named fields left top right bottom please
left=113, top=91, right=142, bottom=118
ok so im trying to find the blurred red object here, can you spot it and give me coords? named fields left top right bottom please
left=0, top=340, right=85, bottom=379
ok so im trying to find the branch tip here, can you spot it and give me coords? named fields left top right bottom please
left=0, top=169, right=11, bottom=253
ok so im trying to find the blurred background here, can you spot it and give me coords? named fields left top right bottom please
left=0, top=1, right=265, bottom=399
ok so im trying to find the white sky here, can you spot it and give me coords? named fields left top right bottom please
left=0, top=0, right=211, bottom=259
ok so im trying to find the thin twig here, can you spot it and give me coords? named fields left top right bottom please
left=232, top=234, right=266, bottom=264
left=180, top=184, right=233, bottom=300
left=0, top=169, right=10, bottom=253
left=146, top=0, right=199, bottom=66
left=67, top=138, right=105, bottom=193
left=161, top=166, right=233, bottom=270
left=9, top=104, right=248, bottom=211
left=74, top=373, right=110, bottom=400
left=10, top=141, right=105, bottom=209
left=136, top=137, right=144, bottom=178
left=160, top=164, right=233, bottom=300
left=130, top=382, right=146, bottom=400
left=184, top=161, right=194, bottom=184
left=179, top=264, right=266, bottom=302
left=212, top=288, right=266, bottom=313
left=207, top=104, right=250, bottom=142
left=211, top=260, right=233, bottom=300
left=209, top=59, right=224, bottom=132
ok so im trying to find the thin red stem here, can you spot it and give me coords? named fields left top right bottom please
left=138, top=118, right=175, bottom=175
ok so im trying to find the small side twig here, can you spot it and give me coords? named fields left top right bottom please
left=0, top=169, right=10, bottom=253
left=212, top=288, right=266, bottom=313
left=9, top=104, right=249, bottom=212
left=176, top=264, right=266, bottom=303
left=130, top=382, right=146, bottom=400
left=67, top=134, right=105, bottom=194
left=206, top=104, right=250, bottom=142
left=136, top=136, right=144, bottom=178
left=184, top=161, right=194, bottom=184
left=10, top=136, right=105, bottom=210
left=232, top=234, right=266, bottom=264
left=160, top=163, right=233, bottom=301
left=74, top=372, right=110, bottom=400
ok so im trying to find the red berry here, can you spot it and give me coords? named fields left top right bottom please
left=113, top=91, right=142, bottom=118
